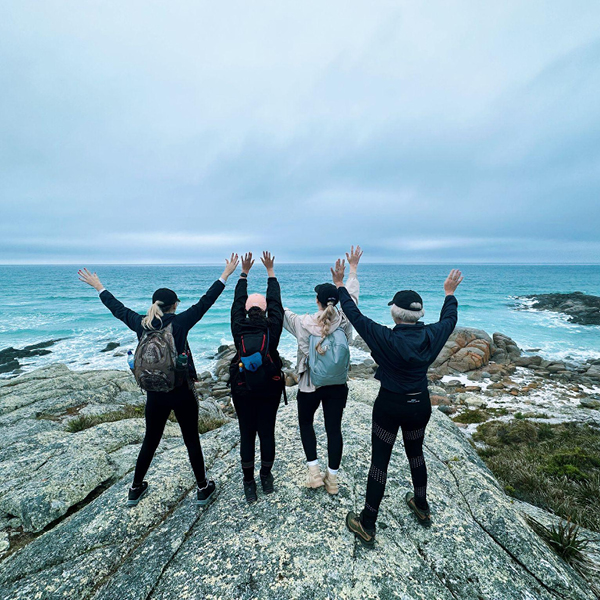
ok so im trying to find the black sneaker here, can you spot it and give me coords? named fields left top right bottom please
left=196, top=480, right=216, bottom=506
left=127, top=481, right=148, bottom=506
left=244, top=479, right=258, bottom=504
left=260, top=472, right=274, bottom=495
left=346, top=511, right=376, bottom=548
left=405, top=492, right=431, bottom=527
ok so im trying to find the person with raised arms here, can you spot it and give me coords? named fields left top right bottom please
left=329, top=260, right=462, bottom=546
left=229, top=251, right=285, bottom=503
left=78, top=254, right=239, bottom=507
left=283, top=246, right=362, bottom=494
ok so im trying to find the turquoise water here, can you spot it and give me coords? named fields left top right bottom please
left=1, top=264, right=599, bottom=375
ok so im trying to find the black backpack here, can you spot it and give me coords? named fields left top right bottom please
left=237, top=328, right=280, bottom=392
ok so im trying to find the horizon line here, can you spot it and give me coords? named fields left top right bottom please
left=1, top=262, right=600, bottom=267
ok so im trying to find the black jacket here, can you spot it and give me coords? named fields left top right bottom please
left=229, top=277, right=284, bottom=390
left=99, top=279, right=225, bottom=381
left=338, top=286, right=458, bottom=394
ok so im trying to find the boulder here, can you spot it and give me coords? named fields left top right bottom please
left=491, top=333, right=522, bottom=364
left=100, top=342, right=120, bottom=353
left=430, top=327, right=494, bottom=374
left=0, top=378, right=589, bottom=600
left=0, top=365, right=179, bottom=532
left=586, top=365, right=600, bottom=380
left=350, top=335, right=370, bottom=353
left=0, top=339, right=62, bottom=374
left=513, top=355, right=543, bottom=368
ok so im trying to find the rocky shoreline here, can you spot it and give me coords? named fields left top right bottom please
left=516, top=291, right=600, bottom=325
left=1, top=325, right=599, bottom=597
left=0, top=372, right=596, bottom=599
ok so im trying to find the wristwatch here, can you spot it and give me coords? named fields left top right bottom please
left=240, top=272, right=248, bottom=278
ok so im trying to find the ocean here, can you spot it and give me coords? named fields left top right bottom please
left=1, top=264, right=599, bottom=377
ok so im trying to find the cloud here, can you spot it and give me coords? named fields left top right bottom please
left=0, top=1, right=599, bottom=263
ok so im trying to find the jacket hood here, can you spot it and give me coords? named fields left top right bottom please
left=299, top=310, right=343, bottom=337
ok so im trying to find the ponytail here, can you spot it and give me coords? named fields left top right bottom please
left=315, top=301, right=338, bottom=355
left=141, top=300, right=165, bottom=330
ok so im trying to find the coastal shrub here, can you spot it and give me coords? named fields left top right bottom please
left=66, top=405, right=147, bottom=432
left=542, top=448, right=600, bottom=481
left=198, top=416, right=228, bottom=434
left=452, top=409, right=489, bottom=424
left=526, top=517, right=599, bottom=595
left=474, top=420, right=600, bottom=531
left=474, top=419, right=538, bottom=446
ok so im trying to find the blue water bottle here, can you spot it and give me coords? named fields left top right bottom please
left=127, top=350, right=135, bottom=370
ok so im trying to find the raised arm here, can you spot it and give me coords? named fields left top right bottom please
left=262, top=251, right=284, bottom=335
left=177, top=253, right=238, bottom=331
left=428, top=269, right=462, bottom=342
left=78, top=268, right=142, bottom=333
left=331, top=259, right=389, bottom=349
left=231, top=252, right=252, bottom=332
left=344, top=245, right=362, bottom=305
left=283, top=308, right=300, bottom=336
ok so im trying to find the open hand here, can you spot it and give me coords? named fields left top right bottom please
left=346, top=245, right=363, bottom=272
left=241, top=252, right=254, bottom=275
left=444, top=269, right=463, bottom=295
left=78, top=268, right=103, bottom=292
left=221, top=253, right=239, bottom=280
left=330, top=259, right=346, bottom=287
left=261, top=251, right=275, bottom=276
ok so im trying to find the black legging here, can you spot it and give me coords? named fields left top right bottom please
left=362, top=385, right=432, bottom=530
left=297, top=384, right=348, bottom=470
left=232, top=391, right=281, bottom=481
left=133, top=383, right=206, bottom=487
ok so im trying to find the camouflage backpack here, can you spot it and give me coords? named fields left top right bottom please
left=133, top=323, right=178, bottom=392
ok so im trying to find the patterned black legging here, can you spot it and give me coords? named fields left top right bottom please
left=362, top=385, right=432, bottom=530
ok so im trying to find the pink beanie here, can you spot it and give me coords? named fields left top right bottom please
left=245, top=293, right=267, bottom=312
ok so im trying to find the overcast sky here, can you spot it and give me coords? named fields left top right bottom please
left=1, top=1, right=599, bottom=264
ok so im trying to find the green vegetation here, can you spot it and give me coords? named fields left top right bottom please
left=526, top=517, right=599, bottom=595
left=452, top=409, right=490, bottom=424
left=66, top=405, right=145, bottom=432
left=198, top=415, right=228, bottom=434
left=514, top=411, right=549, bottom=420
left=474, top=420, right=600, bottom=532
left=66, top=404, right=226, bottom=435
left=66, top=405, right=177, bottom=433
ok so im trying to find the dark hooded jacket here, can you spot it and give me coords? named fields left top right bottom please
left=229, top=276, right=284, bottom=394
left=99, top=279, right=225, bottom=381
left=338, top=286, right=458, bottom=394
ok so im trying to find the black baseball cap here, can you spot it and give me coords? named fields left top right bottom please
left=388, top=290, right=423, bottom=310
left=152, top=288, right=180, bottom=306
left=314, top=283, right=339, bottom=306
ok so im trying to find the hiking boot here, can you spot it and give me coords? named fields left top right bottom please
left=260, top=472, right=275, bottom=495
left=306, top=464, right=324, bottom=489
left=324, top=471, right=339, bottom=495
left=127, top=481, right=148, bottom=506
left=244, top=479, right=258, bottom=504
left=346, top=511, right=376, bottom=548
left=405, top=492, right=431, bottom=527
left=196, top=480, right=216, bottom=506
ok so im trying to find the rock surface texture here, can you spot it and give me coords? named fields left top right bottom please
left=0, top=369, right=592, bottom=600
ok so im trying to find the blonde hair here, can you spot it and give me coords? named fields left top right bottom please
left=141, top=301, right=165, bottom=330
left=391, top=302, right=425, bottom=324
left=316, top=301, right=338, bottom=355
